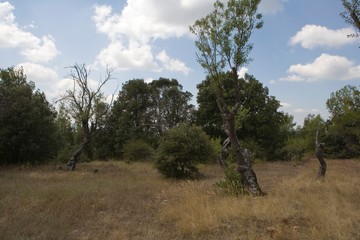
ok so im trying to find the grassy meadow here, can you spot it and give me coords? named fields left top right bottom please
left=0, top=159, right=359, bottom=240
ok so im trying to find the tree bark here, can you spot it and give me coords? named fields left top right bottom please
left=228, top=119, right=264, bottom=196
left=218, top=137, right=230, bottom=169
left=67, top=136, right=90, bottom=171
left=221, top=108, right=264, bottom=196
left=315, top=131, right=327, bottom=178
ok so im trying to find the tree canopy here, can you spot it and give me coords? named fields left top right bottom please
left=0, top=67, right=58, bottom=165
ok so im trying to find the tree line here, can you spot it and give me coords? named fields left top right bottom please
left=1, top=64, right=359, bottom=167
left=0, top=0, right=359, bottom=194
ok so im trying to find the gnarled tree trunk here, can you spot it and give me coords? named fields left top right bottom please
left=67, top=136, right=90, bottom=171
left=315, top=131, right=327, bottom=178
left=224, top=112, right=264, bottom=196
left=217, top=94, right=265, bottom=196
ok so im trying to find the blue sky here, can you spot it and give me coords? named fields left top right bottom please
left=1, top=0, right=359, bottom=125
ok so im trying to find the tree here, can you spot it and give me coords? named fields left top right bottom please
left=315, top=130, right=327, bottom=178
left=105, top=79, right=154, bottom=158
left=149, top=78, right=194, bottom=136
left=59, top=64, right=114, bottom=170
left=103, top=78, right=195, bottom=159
left=0, top=67, right=58, bottom=165
left=197, top=73, right=294, bottom=160
left=156, top=124, right=215, bottom=179
left=54, top=103, right=75, bottom=162
left=325, top=85, right=360, bottom=158
left=341, top=0, right=360, bottom=31
left=190, top=0, right=264, bottom=195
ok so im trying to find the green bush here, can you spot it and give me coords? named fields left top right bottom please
left=156, top=124, right=215, bottom=179
left=123, top=139, right=154, bottom=162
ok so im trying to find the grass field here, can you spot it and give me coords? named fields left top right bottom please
left=0, top=159, right=359, bottom=240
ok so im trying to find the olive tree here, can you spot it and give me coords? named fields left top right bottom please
left=190, top=0, right=264, bottom=195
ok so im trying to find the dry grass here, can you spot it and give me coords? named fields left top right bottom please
left=0, top=159, right=359, bottom=239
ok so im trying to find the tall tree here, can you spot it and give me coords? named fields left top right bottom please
left=59, top=64, right=113, bottom=170
left=197, top=73, right=294, bottom=160
left=54, top=103, right=75, bottom=162
left=0, top=67, right=58, bottom=165
left=103, top=78, right=195, bottom=159
left=341, top=0, right=360, bottom=31
left=149, top=78, right=194, bottom=136
left=190, top=0, right=264, bottom=195
left=325, top=85, right=360, bottom=157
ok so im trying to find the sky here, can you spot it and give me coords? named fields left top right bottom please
left=0, top=0, right=359, bottom=125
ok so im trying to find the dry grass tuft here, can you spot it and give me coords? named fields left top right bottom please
left=0, top=159, right=359, bottom=239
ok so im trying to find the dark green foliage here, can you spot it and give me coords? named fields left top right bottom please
left=54, top=104, right=75, bottom=162
left=284, top=114, right=325, bottom=160
left=325, top=85, right=360, bottom=158
left=103, top=78, right=194, bottom=159
left=156, top=124, right=215, bottom=179
left=0, top=67, right=58, bottom=165
left=123, top=139, right=154, bottom=162
left=196, top=73, right=294, bottom=160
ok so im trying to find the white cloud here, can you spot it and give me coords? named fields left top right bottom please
left=279, top=54, right=360, bottom=82
left=290, top=25, right=357, bottom=49
left=20, top=36, right=60, bottom=63
left=293, top=108, right=320, bottom=113
left=96, top=41, right=160, bottom=71
left=156, top=50, right=191, bottom=75
left=259, top=0, right=287, bottom=15
left=16, top=62, right=68, bottom=100
left=17, top=62, right=58, bottom=84
left=0, top=2, right=59, bottom=62
left=280, top=102, right=291, bottom=108
left=92, top=0, right=212, bottom=73
left=238, top=67, right=248, bottom=79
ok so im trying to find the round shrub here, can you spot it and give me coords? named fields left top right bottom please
left=156, top=124, right=215, bottom=179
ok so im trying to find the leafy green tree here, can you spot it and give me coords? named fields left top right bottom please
left=149, top=78, right=194, bottom=135
left=0, top=67, right=58, bottom=165
left=190, top=0, right=264, bottom=195
left=341, top=0, right=360, bottom=31
left=325, top=85, right=360, bottom=158
left=105, top=79, right=154, bottom=158
left=156, top=124, right=215, bottom=179
left=123, top=139, right=154, bottom=162
left=54, top=103, right=75, bottom=162
left=103, top=78, right=195, bottom=159
left=197, top=73, right=294, bottom=160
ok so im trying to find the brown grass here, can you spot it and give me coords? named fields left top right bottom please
left=0, top=159, right=359, bottom=239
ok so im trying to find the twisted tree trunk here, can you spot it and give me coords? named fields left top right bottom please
left=315, top=131, right=327, bottom=178
left=225, top=113, right=264, bottom=196
left=67, top=136, right=90, bottom=171
left=215, top=88, right=264, bottom=195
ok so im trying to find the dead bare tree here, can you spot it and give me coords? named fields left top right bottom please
left=59, top=63, right=114, bottom=170
left=315, top=130, right=327, bottom=178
